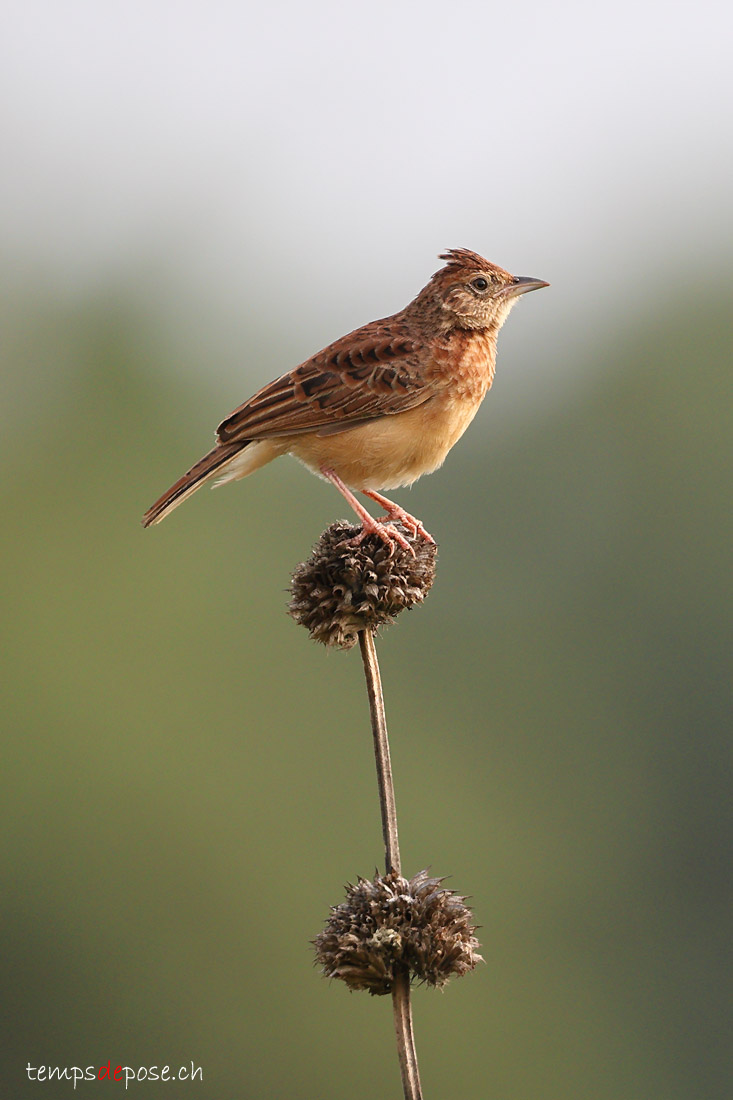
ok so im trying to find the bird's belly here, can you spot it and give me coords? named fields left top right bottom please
left=285, top=395, right=483, bottom=491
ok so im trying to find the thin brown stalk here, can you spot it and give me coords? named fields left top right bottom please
left=359, top=628, right=400, bottom=875
left=358, top=628, right=423, bottom=1100
left=392, top=968, right=423, bottom=1100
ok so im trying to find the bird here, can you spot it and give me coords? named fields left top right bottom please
left=142, top=248, right=548, bottom=548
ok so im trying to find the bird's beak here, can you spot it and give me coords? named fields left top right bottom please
left=501, top=275, right=550, bottom=299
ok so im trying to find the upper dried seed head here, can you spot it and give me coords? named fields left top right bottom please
left=289, top=522, right=437, bottom=650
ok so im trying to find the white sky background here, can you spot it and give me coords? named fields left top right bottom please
left=1, top=0, right=731, bottom=404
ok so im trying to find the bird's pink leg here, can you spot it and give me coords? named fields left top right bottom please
left=362, top=489, right=435, bottom=545
left=321, top=468, right=413, bottom=554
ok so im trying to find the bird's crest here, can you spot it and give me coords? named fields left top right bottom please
left=432, top=248, right=512, bottom=288
left=438, top=248, right=490, bottom=270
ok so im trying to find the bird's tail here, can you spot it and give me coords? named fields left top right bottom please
left=142, top=443, right=243, bottom=527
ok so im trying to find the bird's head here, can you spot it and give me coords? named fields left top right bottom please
left=418, top=248, right=548, bottom=332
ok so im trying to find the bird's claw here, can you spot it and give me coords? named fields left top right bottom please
left=377, top=505, right=435, bottom=546
left=361, top=490, right=435, bottom=547
left=351, top=519, right=415, bottom=557
left=398, top=514, right=435, bottom=545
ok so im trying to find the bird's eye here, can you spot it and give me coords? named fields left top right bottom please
left=470, top=276, right=489, bottom=292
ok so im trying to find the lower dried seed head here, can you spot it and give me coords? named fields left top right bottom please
left=314, top=869, right=483, bottom=995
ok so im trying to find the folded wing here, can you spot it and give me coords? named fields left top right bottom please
left=217, top=318, right=433, bottom=443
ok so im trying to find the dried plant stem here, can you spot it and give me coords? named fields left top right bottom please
left=358, top=628, right=423, bottom=1100
left=358, top=628, right=401, bottom=875
left=392, top=967, right=423, bottom=1100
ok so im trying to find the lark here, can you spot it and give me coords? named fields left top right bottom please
left=143, top=249, right=548, bottom=548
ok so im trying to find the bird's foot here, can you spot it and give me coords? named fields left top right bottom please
left=351, top=517, right=415, bottom=556
left=319, top=469, right=425, bottom=555
left=363, top=491, right=435, bottom=546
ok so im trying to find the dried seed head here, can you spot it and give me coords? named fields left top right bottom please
left=289, top=522, right=437, bottom=650
left=314, top=869, right=483, bottom=995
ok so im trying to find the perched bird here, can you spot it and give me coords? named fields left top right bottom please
left=142, top=249, right=548, bottom=548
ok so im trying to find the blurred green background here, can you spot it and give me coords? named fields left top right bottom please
left=3, top=279, right=731, bottom=1099
left=2, top=2, right=732, bottom=1098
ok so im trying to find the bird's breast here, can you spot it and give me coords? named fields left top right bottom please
left=286, top=327, right=497, bottom=491
left=428, top=326, right=497, bottom=399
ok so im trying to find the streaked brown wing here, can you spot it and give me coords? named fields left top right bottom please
left=216, top=318, right=432, bottom=443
